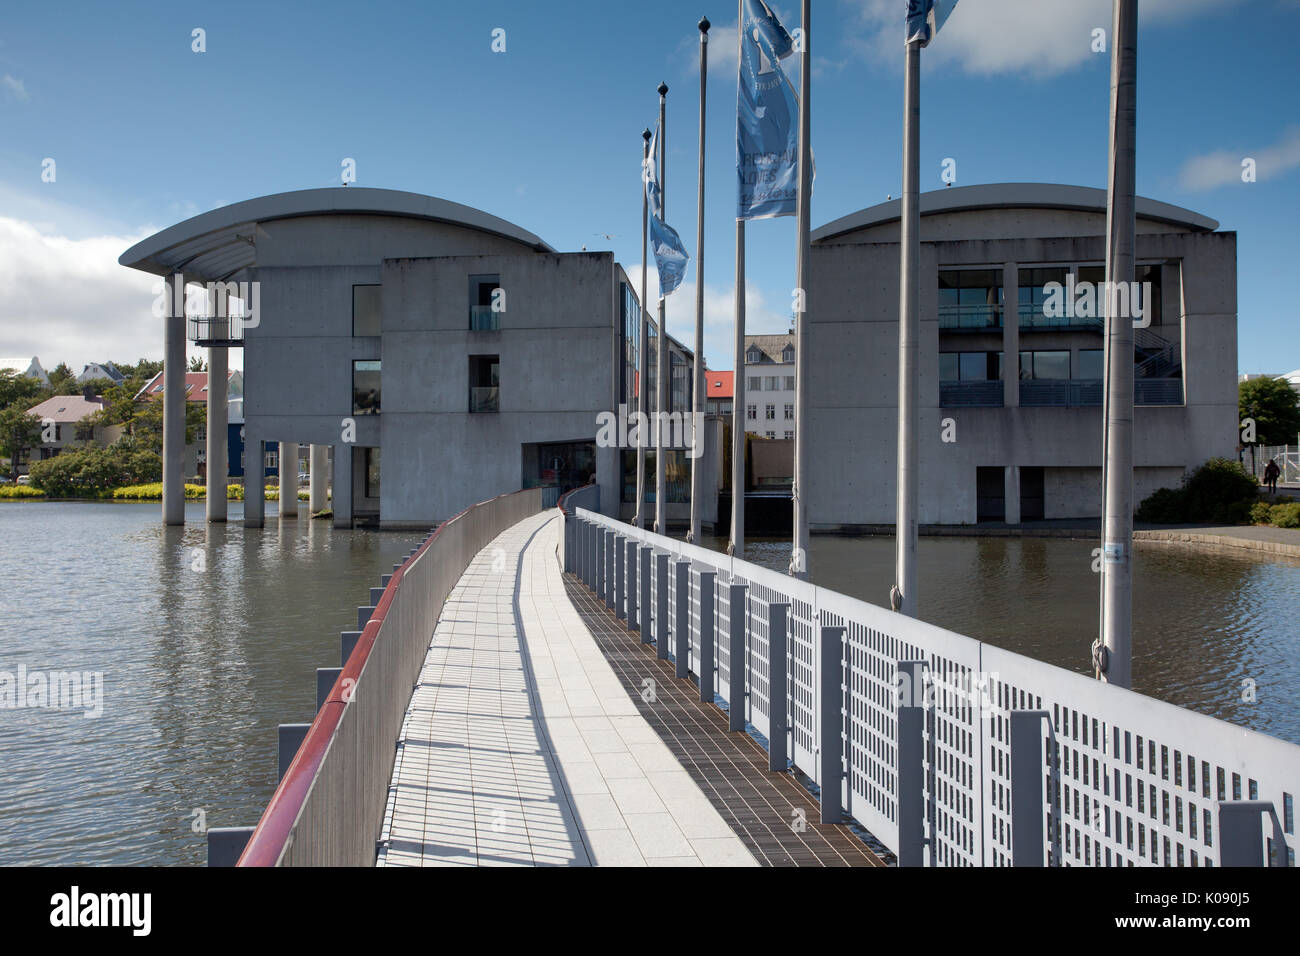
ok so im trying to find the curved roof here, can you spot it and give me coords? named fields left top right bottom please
left=811, top=182, right=1219, bottom=244
left=119, top=187, right=555, bottom=281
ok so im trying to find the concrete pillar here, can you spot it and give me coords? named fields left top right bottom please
left=309, top=444, right=329, bottom=514
left=279, top=442, right=299, bottom=518
left=244, top=436, right=265, bottom=528
left=1002, top=260, right=1019, bottom=408
left=1005, top=465, right=1021, bottom=525
left=162, top=272, right=187, bottom=526
left=333, top=444, right=353, bottom=529
left=206, top=346, right=228, bottom=523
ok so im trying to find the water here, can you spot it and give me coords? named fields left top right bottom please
left=703, top=535, right=1300, bottom=746
left=0, top=501, right=423, bottom=866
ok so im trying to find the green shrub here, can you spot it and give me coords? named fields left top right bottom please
left=29, top=445, right=161, bottom=497
left=1136, top=458, right=1258, bottom=524
left=0, top=485, right=46, bottom=499
left=1250, top=501, right=1273, bottom=524
left=1270, top=502, right=1300, bottom=529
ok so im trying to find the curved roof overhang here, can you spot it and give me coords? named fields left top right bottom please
left=811, top=182, right=1219, bottom=244
left=119, top=187, right=555, bottom=282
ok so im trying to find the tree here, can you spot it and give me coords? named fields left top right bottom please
left=0, top=406, right=44, bottom=480
left=47, top=362, right=79, bottom=395
left=0, top=369, right=42, bottom=413
left=188, top=355, right=206, bottom=372
left=1240, top=377, right=1300, bottom=446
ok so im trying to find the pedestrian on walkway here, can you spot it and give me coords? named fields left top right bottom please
left=1264, top=458, right=1280, bottom=496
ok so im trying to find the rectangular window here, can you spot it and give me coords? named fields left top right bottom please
left=1020, top=350, right=1071, bottom=380
left=746, top=404, right=756, bottom=419
left=765, top=404, right=775, bottom=420
left=938, top=269, right=1003, bottom=330
left=940, top=352, right=1002, bottom=381
left=352, top=360, right=381, bottom=414
left=784, top=375, right=795, bottom=390
left=469, top=354, right=500, bottom=412
left=748, top=376, right=762, bottom=391
left=765, top=375, right=780, bottom=391
left=766, top=431, right=775, bottom=439
left=783, top=403, right=793, bottom=420
left=365, top=447, right=381, bottom=499
left=353, top=284, right=381, bottom=337
left=469, top=274, right=501, bottom=330
left=1077, top=349, right=1105, bottom=380
left=784, top=430, right=794, bottom=440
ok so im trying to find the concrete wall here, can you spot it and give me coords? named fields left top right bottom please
left=806, top=208, right=1237, bottom=527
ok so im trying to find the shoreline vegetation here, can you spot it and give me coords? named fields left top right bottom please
left=1, top=483, right=310, bottom=502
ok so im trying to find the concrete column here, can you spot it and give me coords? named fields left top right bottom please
left=1003, top=260, right=1019, bottom=408
left=162, top=273, right=187, bottom=526
left=279, top=442, right=299, bottom=518
left=1005, top=465, right=1021, bottom=525
left=309, top=444, right=329, bottom=514
left=244, top=436, right=265, bottom=528
left=333, top=444, right=353, bottom=529
left=205, top=346, right=228, bottom=523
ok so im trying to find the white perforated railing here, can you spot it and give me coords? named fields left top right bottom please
left=566, top=507, right=1300, bottom=867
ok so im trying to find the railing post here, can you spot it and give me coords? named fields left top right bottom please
left=357, top=605, right=374, bottom=631
left=639, top=545, right=652, bottom=640
left=819, top=625, right=845, bottom=824
left=697, top=571, right=716, bottom=703
left=341, top=630, right=361, bottom=667
left=605, top=532, right=616, bottom=609
left=564, top=515, right=573, bottom=573
left=278, top=723, right=310, bottom=780
left=626, top=539, right=638, bottom=627
left=1010, top=710, right=1051, bottom=867
left=728, top=584, right=747, bottom=731
left=675, top=560, right=691, bottom=679
left=316, top=667, right=342, bottom=712
left=584, top=521, right=594, bottom=586
left=595, top=528, right=605, bottom=600
left=1218, top=800, right=1289, bottom=867
left=655, top=552, right=670, bottom=657
left=768, top=603, right=790, bottom=772
left=207, top=827, right=255, bottom=867
left=896, top=659, right=928, bottom=866
left=614, top=534, right=625, bottom=618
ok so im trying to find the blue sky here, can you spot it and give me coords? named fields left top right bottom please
left=0, top=0, right=1297, bottom=374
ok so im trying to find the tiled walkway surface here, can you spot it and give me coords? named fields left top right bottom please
left=376, top=510, right=757, bottom=867
left=562, top=576, right=885, bottom=867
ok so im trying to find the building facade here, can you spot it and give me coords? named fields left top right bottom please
left=743, top=333, right=796, bottom=440
left=807, top=183, right=1236, bottom=526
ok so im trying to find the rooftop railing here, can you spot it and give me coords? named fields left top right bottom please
left=564, top=508, right=1299, bottom=867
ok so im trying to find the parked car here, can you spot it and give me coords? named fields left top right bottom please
left=0, top=475, right=11, bottom=484
left=16, top=475, right=31, bottom=485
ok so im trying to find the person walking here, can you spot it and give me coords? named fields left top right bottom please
left=1264, top=458, right=1280, bottom=496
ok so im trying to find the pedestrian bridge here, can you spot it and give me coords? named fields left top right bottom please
left=212, top=487, right=1300, bottom=867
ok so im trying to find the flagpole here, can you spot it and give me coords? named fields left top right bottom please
left=689, top=16, right=710, bottom=544
left=728, top=0, right=745, bottom=560
left=790, top=0, right=811, bottom=580
left=893, top=35, right=921, bottom=616
left=637, top=127, right=652, bottom=529
left=1098, top=0, right=1138, bottom=688
left=655, top=81, right=669, bottom=534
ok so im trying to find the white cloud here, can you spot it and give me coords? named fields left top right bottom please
left=0, top=217, right=207, bottom=374
left=844, top=0, right=1244, bottom=77
left=1178, top=126, right=1300, bottom=190
left=625, top=263, right=790, bottom=372
left=2, top=74, right=27, bottom=100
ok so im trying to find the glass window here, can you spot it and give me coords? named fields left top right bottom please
left=765, top=375, right=780, bottom=390
left=942, top=352, right=1001, bottom=381
left=939, top=353, right=959, bottom=381
left=784, top=430, right=793, bottom=439
left=784, top=375, right=795, bottom=390
left=748, top=376, right=762, bottom=391
left=1020, top=350, right=1071, bottom=380
left=746, top=404, right=756, bottom=419
left=353, top=360, right=381, bottom=414
left=469, top=354, right=500, bottom=412
left=469, top=274, right=501, bottom=330
left=784, top=403, right=793, bottom=419
left=365, top=447, right=380, bottom=498
left=747, top=347, right=762, bottom=363
left=1077, top=349, right=1104, bottom=380
left=765, top=404, right=775, bottom=420
left=353, top=285, right=381, bottom=337
left=938, top=270, right=1003, bottom=329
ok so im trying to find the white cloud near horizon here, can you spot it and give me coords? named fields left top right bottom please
left=1178, top=126, right=1300, bottom=190
left=844, top=0, right=1245, bottom=77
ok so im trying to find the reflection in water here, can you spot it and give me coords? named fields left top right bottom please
left=703, top=534, right=1300, bottom=746
left=0, top=501, right=423, bottom=865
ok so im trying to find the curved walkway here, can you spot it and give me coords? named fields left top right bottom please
left=376, top=510, right=757, bottom=867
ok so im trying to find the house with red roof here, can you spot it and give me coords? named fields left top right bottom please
left=705, top=370, right=733, bottom=418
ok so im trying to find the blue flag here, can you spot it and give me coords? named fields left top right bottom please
left=737, top=0, right=800, bottom=220
left=645, top=123, right=689, bottom=297
left=906, top=0, right=959, bottom=47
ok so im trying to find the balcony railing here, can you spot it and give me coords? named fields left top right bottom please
left=189, top=315, right=245, bottom=347
left=1020, top=379, right=1102, bottom=407
left=938, top=304, right=1002, bottom=332
left=1018, top=305, right=1103, bottom=331
left=1135, top=377, right=1184, bottom=406
left=939, top=380, right=1004, bottom=407
left=469, top=386, right=499, bottom=413
left=469, top=305, right=499, bottom=331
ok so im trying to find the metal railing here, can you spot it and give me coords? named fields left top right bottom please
left=469, top=386, right=499, bottom=413
left=938, top=304, right=1002, bottom=331
left=1020, top=379, right=1103, bottom=407
left=224, top=487, right=544, bottom=866
left=188, top=314, right=245, bottom=346
left=1248, top=445, right=1300, bottom=485
left=940, top=380, right=1003, bottom=407
left=565, top=507, right=1300, bottom=867
left=469, top=305, right=499, bottom=331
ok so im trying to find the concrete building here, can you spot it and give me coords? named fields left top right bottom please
left=743, top=334, right=796, bottom=440
left=120, top=187, right=684, bottom=529
left=807, top=183, right=1236, bottom=526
